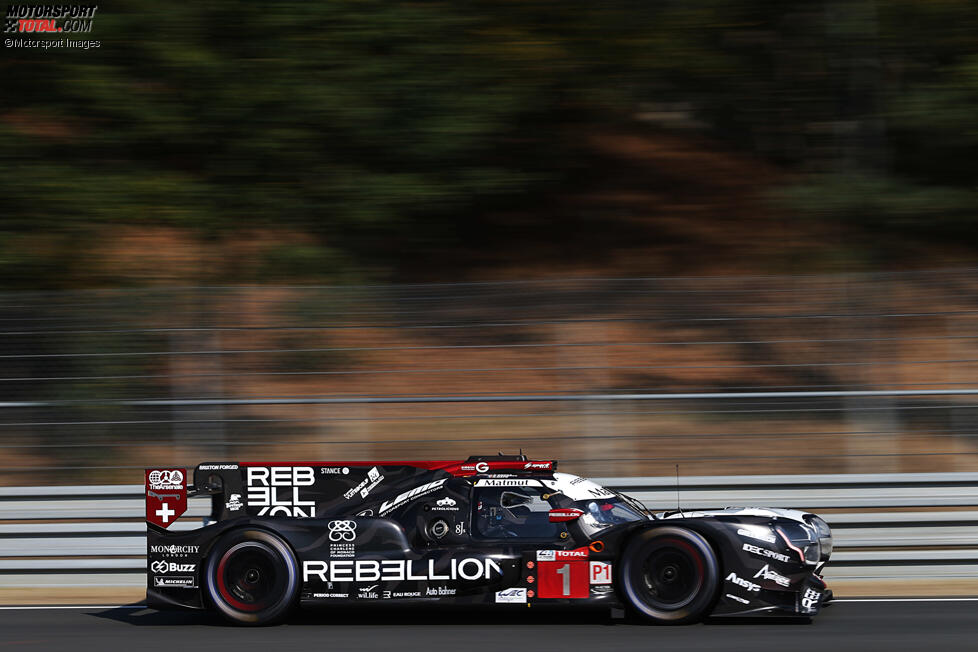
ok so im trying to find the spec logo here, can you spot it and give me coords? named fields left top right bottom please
left=524, top=462, right=551, bottom=470
left=151, top=561, right=195, bottom=574
left=328, top=520, right=357, bottom=542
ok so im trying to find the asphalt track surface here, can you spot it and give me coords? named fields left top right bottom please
left=1, top=600, right=976, bottom=651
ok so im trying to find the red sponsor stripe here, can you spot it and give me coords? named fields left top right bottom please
left=237, top=460, right=463, bottom=469
left=233, top=460, right=555, bottom=476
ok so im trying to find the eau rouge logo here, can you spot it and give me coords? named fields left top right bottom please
left=5, top=5, right=98, bottom=34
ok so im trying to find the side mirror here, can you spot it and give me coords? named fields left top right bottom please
left=549, top=508, right=584, bottom=523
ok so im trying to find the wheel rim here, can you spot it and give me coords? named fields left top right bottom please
left=639, top=538, right=704, bottom=611
left=216, top=542, right=286, bottom=613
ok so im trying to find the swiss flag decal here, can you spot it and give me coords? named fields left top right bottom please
left=145, top=468, right=187, bottom=529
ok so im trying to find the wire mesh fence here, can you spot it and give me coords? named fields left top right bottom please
left=2, top=271, right=978, bottom=483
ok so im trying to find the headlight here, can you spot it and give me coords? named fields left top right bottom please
left=776, top=521, right=820, bottom=565
left=806, top=514, right=833, bottom=562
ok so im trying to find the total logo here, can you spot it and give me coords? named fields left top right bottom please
left=151, top=560, right=195, bottom=574
left=537, top=547, right=589, bottom=561
left=148, top=469, right=184, bottom=491
left=328, top=520, right=357, bottom=542
left=725, top=572, right=760, bottom=592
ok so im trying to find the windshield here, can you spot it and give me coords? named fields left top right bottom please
left=575, top=494, right=647, bottom=537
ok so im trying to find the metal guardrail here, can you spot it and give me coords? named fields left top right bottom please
left=5, top=272, right=978, bottom=481
left=1, top=472, right=976, bottom=587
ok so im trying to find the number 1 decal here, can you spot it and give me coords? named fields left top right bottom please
left=538, top=561, right=589, bottom=598
left=556, top=563, right=571, bottom=595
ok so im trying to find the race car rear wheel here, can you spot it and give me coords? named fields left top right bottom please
left=204, top=529, right=299, bottom=625
left=619, top=526, right=719, bottom=624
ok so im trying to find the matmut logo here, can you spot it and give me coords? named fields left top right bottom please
left=5, top=5, right=97, bottom=34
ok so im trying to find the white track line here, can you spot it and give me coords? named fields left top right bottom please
left=0, top=605, right=147, bottom=610
left=833, top=598, right=978, bottom=602
left=2, top=599, right=978, bottom=610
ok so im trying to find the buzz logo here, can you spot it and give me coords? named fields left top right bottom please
left=151, top=560, right=195, bottom=574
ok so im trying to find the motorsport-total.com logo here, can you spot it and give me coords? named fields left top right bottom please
left=5, top=5, right=98, bottom=34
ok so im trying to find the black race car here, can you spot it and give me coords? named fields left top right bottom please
left=145, top=455, right=832, bottom=625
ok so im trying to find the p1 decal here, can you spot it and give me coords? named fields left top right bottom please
left=145, top=468, right=187, bottom=529
left=589, top=561, right=612, bottom=585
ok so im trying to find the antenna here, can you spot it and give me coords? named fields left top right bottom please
left=675, top=464, right=685, bottom=517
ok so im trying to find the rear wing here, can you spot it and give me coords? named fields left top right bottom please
left=145, top=463, right=242, bottom=529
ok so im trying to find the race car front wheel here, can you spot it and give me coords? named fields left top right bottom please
left=619, top=526, right=719, bottom=624
left=204, top=529, right=299, bottom=625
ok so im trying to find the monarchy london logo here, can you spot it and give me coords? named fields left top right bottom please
left=328, top=520, right=357, bottom=542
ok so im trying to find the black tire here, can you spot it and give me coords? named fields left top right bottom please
left=618, top=526, right=720, bottom=624
left=204, top=529, right=299, bottom=625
